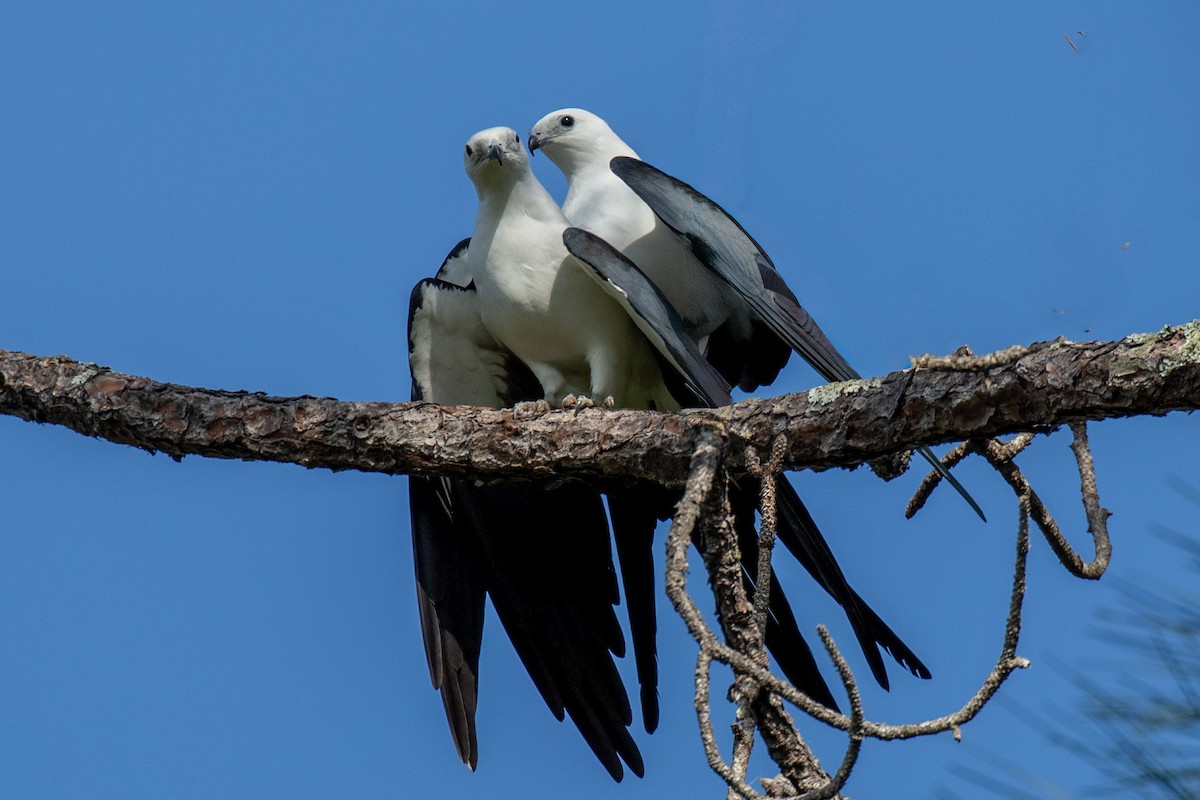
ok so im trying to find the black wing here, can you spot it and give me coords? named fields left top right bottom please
left=408, top=472, right=485, bottom=767
left=609, top=157, right=855, bottom=383
left=606, top=485, right=666, bottom=734
left=565, top=227, right=931, bottom=699
left=610, top=156, right=985, bottom=522
left=773, top=478, right=930, bottom=686
left=408, top=243, right=643, bottom=779
left=564, top=227, right=732, bottom=407
left=459, top=480, right=642, bottom=780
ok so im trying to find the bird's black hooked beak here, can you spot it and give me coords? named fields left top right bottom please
left=527, top=133, right=541, bottom=156
left=487, top=143, right=504, bottom=164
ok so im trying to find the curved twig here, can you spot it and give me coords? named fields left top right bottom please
left=726, top=436, right=791, bottom=798
left=796, top=627, right=865, bottom=800
left=969, top=426, right=1111, bottom=579
left=1067, top=422, right=1114, bottom=579
left=842, top=490, right=1033, bottom=742
left=670, top=430, right=777, bottom=800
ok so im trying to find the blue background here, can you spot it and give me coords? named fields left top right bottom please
left=2, top=3, right=1197, bottom=797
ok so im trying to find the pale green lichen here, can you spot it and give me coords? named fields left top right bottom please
left=806, top=377, right=883, bottom=406
left=1161, top=321, right=1200, bottom=376
left=1123, top=331, right=1156, bottom=346
left=70, top=367, right=100, bottom=386
left=1111, top=322, right=1200, bottom=380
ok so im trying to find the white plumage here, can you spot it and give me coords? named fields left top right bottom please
left=528, top=108, right=747, bottom=344
left=403, top=117, right=951, bottom=781
left=462, top=126, right=675, bottom=411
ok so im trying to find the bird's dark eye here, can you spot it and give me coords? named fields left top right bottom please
left=465, top=144, right=473, bottom=157
left=514, top=133, right=520, bottom=144
left=561, top=115, right=575, bottom=128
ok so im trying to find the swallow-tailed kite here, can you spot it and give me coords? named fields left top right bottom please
left=408, top=239, right=643, bottom=779
left=528, top=108, right=983, bottom=521
left=405, top=126, right=930, bottom=779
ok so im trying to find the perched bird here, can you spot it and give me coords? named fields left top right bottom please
left=408, top=239, right=643, bottom=781
left=528, top=107, right=983, bottom=519
left=459, top=124, right=859, bottom=698
left=409, top=131, right=679, bottom=779
left=528, top=108, right=782, bottom=392
left=561, top=226, right=929, bottom=698
left=405, top=126, right=930, bottom=779
left=462, top=127, right=675, bottom=411
left=529, top=105, right=959, bottom=700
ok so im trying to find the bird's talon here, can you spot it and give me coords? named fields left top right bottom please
left=602, top=396, right=615, bottom=409
left=513, top=399, right=552, bottom=419
left=561, top=393, right=577, bottom=409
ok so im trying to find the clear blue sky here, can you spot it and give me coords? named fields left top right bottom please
left=2, top=3, right=1198, bottom=797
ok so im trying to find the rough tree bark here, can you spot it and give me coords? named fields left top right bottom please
left=2, top=322, right=1198, bottom=486
left=2, top=320, right=1198, bottom=797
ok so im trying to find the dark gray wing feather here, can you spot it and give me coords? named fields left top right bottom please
left=724, top=480, right=841, bottom=708
left=563, top=227, right=732, bottom=407
left=773, top=478, right=931, bottom=685
left=408, top=242, right=643, bottom=780
left=459, top=481, right=643, bottom=780
left=703, top=318, right=792, bottom=393
left=408, top=268, right=500, bottom=769
left=563, top=226, right=932, bottom=696
left=610, top=157, right=857, bottom=383
left=610, top=156, right=985, bottom=522
left=409, top=474, right=486, bottom=768
left=607, top=484, right=677, bottom=734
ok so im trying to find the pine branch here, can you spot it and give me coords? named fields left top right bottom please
left=3, top=322, right=1198, bottom=485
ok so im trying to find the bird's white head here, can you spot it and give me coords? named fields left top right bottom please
left=527, top=109, right=633, bottom=174
left=463, top=127, right=529, bottom=188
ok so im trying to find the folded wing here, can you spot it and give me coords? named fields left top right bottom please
left=610, top=156, right=985, bottom=521
left=408, top=241, right=643, bottom=779
left=564, top=227, right=932, bottom=704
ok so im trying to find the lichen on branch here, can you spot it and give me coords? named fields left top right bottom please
left=2, top=322, right=1199, bottom=487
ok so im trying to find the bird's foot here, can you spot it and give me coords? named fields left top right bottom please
left=513, top=399, right=552, bottom=420
left=601, top=396, right=615, bottom=409
left=561, top=394, right=595, bottom=411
